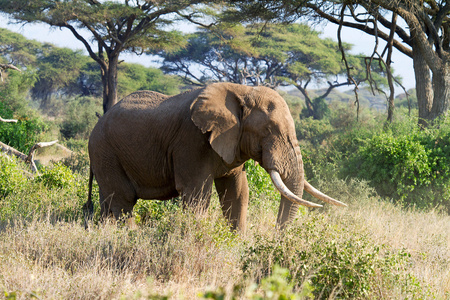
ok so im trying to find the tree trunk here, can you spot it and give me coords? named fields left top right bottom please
left=100, top=54, right=120, bottom=114
left=413, top=44, right=434, bottom=126
left=430, top=63, right=450, bottom=120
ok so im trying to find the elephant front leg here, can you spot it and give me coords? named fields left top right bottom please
left=176, top=175, right=214, bottom=214
left=214, top=167, right=249, bottom=232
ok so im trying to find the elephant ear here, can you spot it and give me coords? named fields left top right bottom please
left=190, top=83, right=246, bottom=164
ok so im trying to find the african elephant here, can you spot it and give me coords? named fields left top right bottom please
left=84, top=82, right=346, bottom=231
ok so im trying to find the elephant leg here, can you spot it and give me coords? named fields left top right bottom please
left=177, top=175, right=214, bottom=214
left=214, top=167, right=249, bottom=232
left=173, top=153, right=215, bottom=214
left=95, top=162, right=137, bottom=220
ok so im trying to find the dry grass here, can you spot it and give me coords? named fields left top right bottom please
left=0, top=177, right=450, bottom=299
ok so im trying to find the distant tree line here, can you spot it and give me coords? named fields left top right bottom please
left=0, top=28, right=180, bottom=110
left=1, top=0, right=446, bottom=124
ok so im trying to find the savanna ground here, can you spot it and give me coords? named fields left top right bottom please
left=2, top=100, right=450, bottom=299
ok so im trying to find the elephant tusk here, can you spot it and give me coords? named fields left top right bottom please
left=304, top=180, right=348, bottom=207
left=270, top=171, right=322, bottom=208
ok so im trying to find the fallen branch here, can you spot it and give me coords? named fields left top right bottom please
left=0, top=141, right=27, bottom=161
left=26, top=140, right=59, bottom=173
left=0, top=116, right=18, bottom=123
left=0, top=140, right=58, bottom=174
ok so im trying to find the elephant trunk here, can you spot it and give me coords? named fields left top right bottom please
left=274, top=169, right=304, bottom=229
left=264, top=141, right=313, bottom=228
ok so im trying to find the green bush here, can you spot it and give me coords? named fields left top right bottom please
left=340, top=119, right=450, bottom=211
left=0, top=160, right=91, bottom=223
left=241, top=214, right=428, bottom=299
left=0, top=156, right=27, bottom=197
left=0, top=102, right=49, bottom=153
left=245, top=159, right=278, bottom=200
left=294, top=105, right=450, bottom=212
left=36, top=163, right=76, bottom=189
left=133, top=199, right=181, bottom=225
left=352, top=132, right=431, bottom=198
left=59, top=97, right=101, bottom=139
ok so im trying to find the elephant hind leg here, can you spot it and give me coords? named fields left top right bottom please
left=99, top=186, right=137, bottom=220
left=95, top=164, right=138, bottom=220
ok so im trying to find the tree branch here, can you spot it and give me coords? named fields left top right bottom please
left=0, top=140, right=58, bottom=174
left=0, top=63, right=21, bottom=81
left=306, top=3, right=413, bottom=58
left=0, top=116, right=18, bottom=123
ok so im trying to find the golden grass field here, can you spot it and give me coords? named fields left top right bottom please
left=0, top=168, right=449, bottom=299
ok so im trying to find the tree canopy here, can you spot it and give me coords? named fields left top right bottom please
left=157, top=22, right=394, bottom=119
left=0, top=0, right=215, bottom=113
left=0, top=27, right=180, bottom=110
left=226, top=0, right=450, bottom=124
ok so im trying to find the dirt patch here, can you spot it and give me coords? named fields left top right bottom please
left=35, top=143, right=74, bottom=166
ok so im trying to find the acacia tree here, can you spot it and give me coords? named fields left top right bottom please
left=0, top=0, right=215, bottom=113
left=228, top=0, right=449, bottom=124
left=157, top=22, right=389, bottom=119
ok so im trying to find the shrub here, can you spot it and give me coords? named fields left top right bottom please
left=36, top=163, right=76, bottom=189
left=340, top=118, right=450, bottom=211
left=351, top=132, right=431, bottom=198
left=133, top=199, right=181, bottom=225
left=59, top=97, right=101, bottom=139
left=0, top=102, right=49, bottom=153
left=0, top=156, right=27, bottom=197
left=245, top=159, right=278, bottom=200
left=241, top=214, right=429, bottom=299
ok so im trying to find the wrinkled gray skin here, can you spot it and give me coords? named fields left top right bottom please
left=85, top=83, right=326, bottom=231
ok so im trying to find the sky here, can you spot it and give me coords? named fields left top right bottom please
left=0, top=14, right=415, bottom=92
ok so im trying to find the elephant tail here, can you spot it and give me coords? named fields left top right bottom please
left=83, top=167, right=95, bottom=229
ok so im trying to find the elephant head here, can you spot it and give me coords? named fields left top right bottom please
left=190, top=82, right=346, bottom=228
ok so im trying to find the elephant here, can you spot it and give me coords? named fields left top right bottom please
left=84, top=82, right=346, bottom=231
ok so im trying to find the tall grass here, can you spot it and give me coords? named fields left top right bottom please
left=0, top=158, right=449, bottom=299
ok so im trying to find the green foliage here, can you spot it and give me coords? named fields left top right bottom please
left=203, top=265, right=313, bottom=300
left=36, top=163, right=76, bottom=189
left=341, top=118, right=450, bottom=211
left=0, top=156, right=27, bottom=197
left=133, top=199, right=181, bottom=225
left=0, top=161, right=90, bottom=223
left=245, top=160, right=278, bottom=200
left=118, top=63, right=180, bottom=98
left=0, top=103, right=48, bottom=153
left=59, top=97, right=101, bottom=139
left=296, top=117, right=334, bottom=147
left=241, top=214, right=428, bottom=299
left=352, top=132, right=431, bottom=197
left=294, top=101, right=450, bottom=212
left=0, top=61, right=49, bottom=153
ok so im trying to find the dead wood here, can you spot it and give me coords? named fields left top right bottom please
left=0, top=139, right=59, bottom=174
left=0, top=116, right=18, bottom=123
left=1, top=115, right=58, bottom=174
